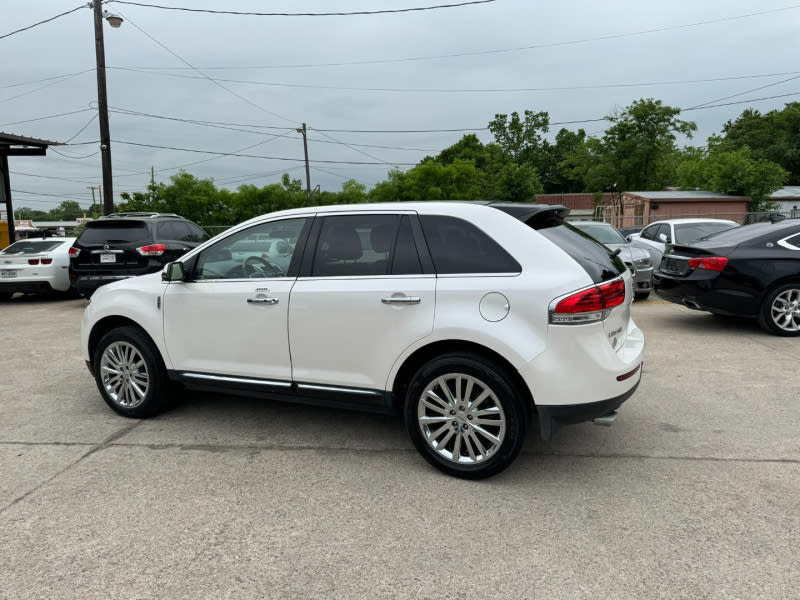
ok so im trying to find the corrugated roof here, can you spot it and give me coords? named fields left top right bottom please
left=0, top=132, right=61, bottom=146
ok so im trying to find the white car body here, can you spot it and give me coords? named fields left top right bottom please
left=0, top=237, right=76, bottom=297
left=629, top=218, right=739, bottom=266
left=81, top=202, right=645, bottom=478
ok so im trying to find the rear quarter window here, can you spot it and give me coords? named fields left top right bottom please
left=538, top=223, right=626, bottom=283
left=419, top=215, right=520, bottom=274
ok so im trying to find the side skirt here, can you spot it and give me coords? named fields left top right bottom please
left=168, top=371, right=395, bottom=414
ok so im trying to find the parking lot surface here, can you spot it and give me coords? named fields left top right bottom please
left=0, top=296, right=798, bottom=599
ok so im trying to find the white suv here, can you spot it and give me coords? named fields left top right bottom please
left=81, top=202, right=645, bottom=479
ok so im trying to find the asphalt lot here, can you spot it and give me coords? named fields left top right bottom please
left=0, top=295, right=798, bottom=599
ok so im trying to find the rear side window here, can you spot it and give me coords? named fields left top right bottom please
left=419, top=215, right=520, bottom=274
left=312, top=214, right=401, bottom=277
left=78, top=222, right=149, bottom=244
left=157, top=221, right=209, bottom=243
left=1, top=240, right=65, bottom=254
left=539, top=223, right=626, bottom=283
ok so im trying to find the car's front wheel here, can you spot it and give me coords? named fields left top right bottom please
left=404, top=353, right=527, bottom=479
left=93, top=325, right=171, bottom=417
left=758, top=283, right=800, bottom=336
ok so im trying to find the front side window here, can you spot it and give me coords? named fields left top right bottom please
left=419, top=215, right=520, bottom=274
left=193, top=218, right=307, bottom=280
left=640, top=225, right=659, bottom=241
left=312, top=214, right=402, bottom=277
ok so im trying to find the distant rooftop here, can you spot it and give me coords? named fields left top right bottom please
left=770, top=186, right=800, bottom=199
left=624, top=190, right=745, bottom=200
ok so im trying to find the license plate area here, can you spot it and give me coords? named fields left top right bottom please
left=0, top=269, right=16, bottom=278
left=100, top=254, right=117, bottom=264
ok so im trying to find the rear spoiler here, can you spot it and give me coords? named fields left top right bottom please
left=487, top=203, right=570, bottom=229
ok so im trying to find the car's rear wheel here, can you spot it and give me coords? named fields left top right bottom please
left=634, top=291, right=650, bottom=301
left=758, top=283, right=800, bottom=336
left=404, top=353, right=526, bottom=479
left=93, top=325, right=171, bottom=417
left=0, top=292, right=12, bottom=301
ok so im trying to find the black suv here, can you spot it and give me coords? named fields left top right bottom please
left=69, top=212, right=210, bottom=297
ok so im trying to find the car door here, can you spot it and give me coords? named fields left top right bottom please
left=633, top=223, right=667, bottom=266
left=288, top=213, right=435, bottom=397
left=162, top=217, right=311, bottom=384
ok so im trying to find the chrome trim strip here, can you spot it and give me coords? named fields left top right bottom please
left=296, top=383, right=381, bottom=396
left=182, top=373, right=292, bottom=387
left=777, top=236, right=800, bottom=251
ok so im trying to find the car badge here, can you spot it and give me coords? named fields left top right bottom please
left=104, top=243, right=110, bottom=250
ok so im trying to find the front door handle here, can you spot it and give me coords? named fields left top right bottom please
left=381, top=296, right=421, bottom=305
left=247, top=297, right=279, bottom=304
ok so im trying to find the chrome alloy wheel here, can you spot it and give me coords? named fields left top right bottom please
left=99, top=341, right=150, bottom=409
left=417, top=373, right=507, bottom=465
left=770, top=287, right=800, bottom=332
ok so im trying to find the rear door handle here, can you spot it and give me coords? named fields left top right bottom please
left=381, top=296, right=421, bottom=305
left=247, top=297, right=279, bottom=304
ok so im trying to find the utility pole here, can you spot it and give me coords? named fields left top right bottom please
left=87, top=186, right=98, bottom=214
left=92, top=0, right=114, bottom=217
left=296, top=123, right=311, bottom=201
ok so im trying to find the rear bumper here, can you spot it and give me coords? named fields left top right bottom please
left=536, top=378, right=639, bottom=440
left=71, top=273, right=137, bottom=296
left=0, top=280, right=58, bottom=294
left=653, top=272, right=759, bottom=317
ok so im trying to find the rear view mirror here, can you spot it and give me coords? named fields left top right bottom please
left=162, top=262, right=185, bottom=282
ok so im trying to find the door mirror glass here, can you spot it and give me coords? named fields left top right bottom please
left=162, top=261, right=185, bottom=282
left=658, top=233, right=668, bottom=243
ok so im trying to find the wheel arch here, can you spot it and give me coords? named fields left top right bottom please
left=88, top=316, right=156, bottom=364
left=389, top=339, right=534, bottom=415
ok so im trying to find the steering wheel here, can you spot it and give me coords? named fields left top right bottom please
left=242, top=255, right=284, bottom=278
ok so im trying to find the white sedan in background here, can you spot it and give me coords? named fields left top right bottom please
left=0, top=237, right=77, bottom=300
left=628, top=218, right=739, bottom=266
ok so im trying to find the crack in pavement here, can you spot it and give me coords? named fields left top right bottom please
left=0, top=421, right=143, bottom=517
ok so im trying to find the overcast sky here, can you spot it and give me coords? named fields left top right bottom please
left=2, top=0, right=799, bottom=214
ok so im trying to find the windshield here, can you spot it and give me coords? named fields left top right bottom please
left=674, top=222, right=738, bottom=243
left=1, top=240, right=66, bottom=254
left=571, top=223, right=627, bottom=245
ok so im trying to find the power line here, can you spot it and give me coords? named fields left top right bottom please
left=51, top=147, right=101, bottom=160
left=109, top=66, right=800, bottom=94
left=0, top=4, right=85, bottom=40
left=107, top=0, right=495, bottom=17
left=686, top=74, right=800, bottom=110
left=0, top=70, right=92, bottom=105
left=0, top=108, right=95, bottom=127
left=113, top=140, right=417, bottom=165
left=112, top=4, right=800, bottom=71
left=64, top=113, right=100, bottom=144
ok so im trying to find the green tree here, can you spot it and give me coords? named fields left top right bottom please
left=488, top=110, right=550, bottom=165
left=598, top=98, right=696, bottom=191
left=677, top=146, right=788, bottom=211
left=13, top=207, right=49, bottom=221
left=719, top=103, right=800, bottom=184
left=48, top=200, right=85, bottom=221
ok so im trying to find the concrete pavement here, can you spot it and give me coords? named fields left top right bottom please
left=0, top=296, right=797, bottom=599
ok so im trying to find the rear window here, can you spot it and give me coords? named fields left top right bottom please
left=78, top=221, right=150, bottom=244
left=674, top=222, right=738, bottom=243
left=538, top=223, right=626, bottom=283
left=571, top=223, right=627, bottom=245
left=1, top=240, right=65, bottom=254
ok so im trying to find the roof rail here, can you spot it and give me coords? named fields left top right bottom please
left=102, top=212, right=182, bottom=219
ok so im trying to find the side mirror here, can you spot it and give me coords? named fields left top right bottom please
left=658, top=233, right=668, bottom=243
left=162, top=262, right=185, bottom=282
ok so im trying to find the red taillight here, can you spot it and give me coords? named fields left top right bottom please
left=41, top=258, right=53, bottom=265
left=136, top=243, right=166, bottom=256
left=68, top=247, right=80, bottom=257
left=28, top=258, right=40, bottom=265
left=688, top=256, right=728, bottom=272
left=551, top=278, right=626, bottom=324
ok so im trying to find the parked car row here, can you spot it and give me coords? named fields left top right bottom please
left=1, top=212, right=211, bottom=300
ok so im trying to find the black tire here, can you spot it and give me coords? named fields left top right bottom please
left=634, top=291, right=650, bottom=301
left=757, top=283, right=800, bottom=337
left=404, top=353, right=527, bottom=479
left=93, top=325, right=172, bottom=418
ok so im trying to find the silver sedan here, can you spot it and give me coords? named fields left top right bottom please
left=570, top=221, right=653, bottom=300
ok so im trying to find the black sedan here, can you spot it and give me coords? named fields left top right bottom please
left=653, top=219, right=800, bottom=336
